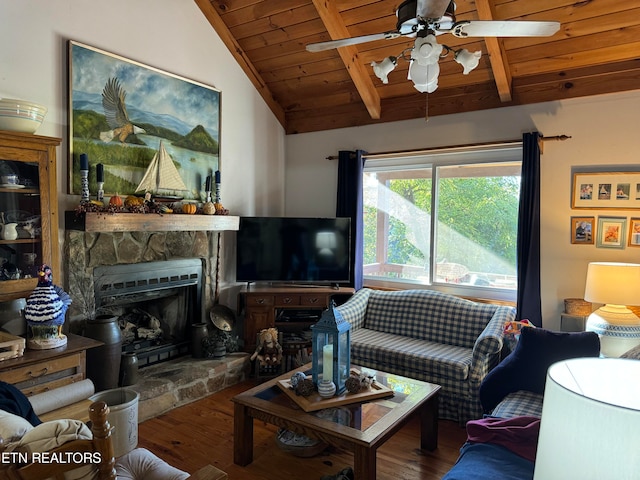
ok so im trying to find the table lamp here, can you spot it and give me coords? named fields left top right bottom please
left=533, top=357, right=640, bottom=479
left=583, top=262, right=640, bottom=357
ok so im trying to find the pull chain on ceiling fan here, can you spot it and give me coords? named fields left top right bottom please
left=306, top=0, right=560, bottom=94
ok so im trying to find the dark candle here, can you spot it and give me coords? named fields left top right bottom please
left=96, top=163, right=104, bottom=182
left=80, top=153, right=88, bottom=171
left=215, top=170, right=221, bottom=184
left=205, top=175, right=212, bottom=191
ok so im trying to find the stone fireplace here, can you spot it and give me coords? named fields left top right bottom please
left=93, top=258, right=203, bottom=366
left=64, top=214, right=251, bottom=420
left=65, top=228, right=217, bottom=342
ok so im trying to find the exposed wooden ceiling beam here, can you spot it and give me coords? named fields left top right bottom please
left=475, top=0, right=513, bottom=102
left=310, top=0, right=382, bottom=119
left=193, top=0, right=286, bottom=127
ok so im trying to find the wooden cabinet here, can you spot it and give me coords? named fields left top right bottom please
left=0, top=334, right=101, bottom=396
left=0, top=130, right=61, bottom=303
left=238, top=286, right=354, bottom=353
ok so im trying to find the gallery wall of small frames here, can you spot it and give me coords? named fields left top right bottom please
left=570, top=171, right=640, bottom=249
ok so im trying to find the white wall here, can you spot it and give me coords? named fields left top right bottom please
left=0, top=0, right=286, bottom=299
left=285, top=90, right=640, bottom=329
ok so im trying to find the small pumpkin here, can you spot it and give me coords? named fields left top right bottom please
left=109, top=193, right=123, bottom=207
left=182, top=203, right=197, bottom=214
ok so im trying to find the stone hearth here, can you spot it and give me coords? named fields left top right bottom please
left=131, top=352, right=251, bottom=422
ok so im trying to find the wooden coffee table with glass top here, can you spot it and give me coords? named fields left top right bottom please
left=233, top=364, right=441, bottom=480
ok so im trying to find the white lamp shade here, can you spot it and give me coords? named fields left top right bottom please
left=454, top=49, right=481, bottom=74
left=534, top=358, right=640, bottom=480
left=371, top=56, right=397, bottom=84
left=584, top=262, right=640, bottom=305
left=412, top=35, right=443, bottom=66
left=408, top=60, right=439, bottom=93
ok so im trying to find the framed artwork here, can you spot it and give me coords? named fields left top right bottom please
left=68, top=40, right=221, bottom=201
left=596, top=216, right=627, bottom=249
left=570, top=216, right=594, bottom=244
left=572, top=171, right=640, bottom=209
left=628, top=218, right=640, bottom=247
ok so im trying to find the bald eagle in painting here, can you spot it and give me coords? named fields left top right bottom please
left=99, top=77, right=146, bottom=144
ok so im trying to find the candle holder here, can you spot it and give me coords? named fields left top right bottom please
left=318, top=379, right=336, bottom=398
left=97, top=182, right=104, bottom=202
left=80, top=169, right=90, bottom=202
left=311, top=300, right=351, bottom=396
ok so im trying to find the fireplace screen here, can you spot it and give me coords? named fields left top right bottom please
left=93, top=258, right=204, bottom=367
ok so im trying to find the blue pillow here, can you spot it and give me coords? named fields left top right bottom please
left=479, top=328, right=600, bottom=413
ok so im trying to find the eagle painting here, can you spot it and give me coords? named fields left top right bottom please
left=24, top=265, right=72, bottom=350
left=99, top=77, right=146, bottom=144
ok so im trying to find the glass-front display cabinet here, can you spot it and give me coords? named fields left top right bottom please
left=0, top=130, right=60, bottom=303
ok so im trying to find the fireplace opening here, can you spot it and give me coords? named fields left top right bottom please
left=93, top=258, right=204, bottom=368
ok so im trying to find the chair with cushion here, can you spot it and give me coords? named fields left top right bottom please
left=0, top=400, right=226, bottom=480
left=479, top=327, right=601, bottom=418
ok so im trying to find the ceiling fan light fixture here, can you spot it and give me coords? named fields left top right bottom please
left=408, top=59, right=439, bottom=93
left=371, top=56, right=398, bottom=84
left=412, top=35, right=443, bottom=65
left=454, top=48, right=481, bottom=74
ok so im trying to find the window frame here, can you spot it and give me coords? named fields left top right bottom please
left=362, top=141, right=523, bottom=302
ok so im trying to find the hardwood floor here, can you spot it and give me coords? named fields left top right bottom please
left=137, top=379, right=468, bottom=480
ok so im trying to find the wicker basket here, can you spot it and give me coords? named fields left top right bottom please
left=564, top=298, right=592, bottom=315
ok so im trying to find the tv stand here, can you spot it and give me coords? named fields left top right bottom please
left=237, top=285, right=355, bottom=354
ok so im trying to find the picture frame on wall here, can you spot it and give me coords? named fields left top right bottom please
left=629, top=218, right=640, bottom=247
left=596, top=216, right=627, bottom=249
left=68, top=40, right=221, bottom=201
left=572, top=171, right=640, bottom=209
left=570, top=216, right=595, bottom=244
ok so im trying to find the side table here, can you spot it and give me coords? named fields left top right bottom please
left=560, top=313, right=588, bottom=332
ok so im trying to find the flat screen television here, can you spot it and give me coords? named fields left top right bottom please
left=236, top=217, right=351, bottom=285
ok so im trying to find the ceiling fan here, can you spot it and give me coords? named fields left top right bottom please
left=306, top=0, right=560, bottom=93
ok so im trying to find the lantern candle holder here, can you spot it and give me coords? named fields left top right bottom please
left=311, top=300, right=351, bottom=396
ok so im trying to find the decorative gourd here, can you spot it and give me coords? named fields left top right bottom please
left=124, top=195, right=144, bottom=207
left=109, top=193, right=123, bottom=207
left=182, top=203, right=197, bottom=214
left=202, top=202, right=216, bottom=215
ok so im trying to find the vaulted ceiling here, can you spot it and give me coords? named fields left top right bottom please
left=195, top=0, right=640, bottom=134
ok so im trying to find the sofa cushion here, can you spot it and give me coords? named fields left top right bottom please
left=351, top=328, right=473, bottom=382
left=491, top=390, right=544, bottom=419
left=479, top=328, right=600, bottom=413
left=365, top=290, right=498, bottom=349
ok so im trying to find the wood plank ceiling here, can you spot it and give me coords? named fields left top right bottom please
left=195, top=0, right=640, bottom=134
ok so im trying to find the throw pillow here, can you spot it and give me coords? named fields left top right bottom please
left=479, top=327, right=600, bottom=413
left=0, top=409, right=34, bottom=442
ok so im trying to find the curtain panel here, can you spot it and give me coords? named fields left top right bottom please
left=517, top=132, right=542, bottom=326
left=336, top=150, right=366, bottom=290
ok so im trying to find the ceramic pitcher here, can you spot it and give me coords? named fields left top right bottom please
left=0, top=223, right=18, bottom=241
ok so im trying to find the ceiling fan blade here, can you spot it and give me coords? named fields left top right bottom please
left=451, top=20, right=560, bottom=38
left=306, top=31, right=400, bottom=52
left=416, top=0, right=451, bottom=20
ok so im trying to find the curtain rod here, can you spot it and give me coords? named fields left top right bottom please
left=325, top=135, right=571, bottom=160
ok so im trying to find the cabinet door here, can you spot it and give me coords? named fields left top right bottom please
left=244, top=308, right=274, bottom=352
left=0, top=131, right=60, bottom=302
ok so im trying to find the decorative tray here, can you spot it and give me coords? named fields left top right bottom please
left=277, top=374, right=394, bottom=412
left=0, top=332, right=25, bottom=361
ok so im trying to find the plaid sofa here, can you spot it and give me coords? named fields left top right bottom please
left=336, top=288, right=516, bottom=425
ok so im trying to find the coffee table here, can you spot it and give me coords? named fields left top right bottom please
left=233, top=364, right=441, bottom=479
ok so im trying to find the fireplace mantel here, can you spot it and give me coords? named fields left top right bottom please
left=65, top=211, right=239, bottom=233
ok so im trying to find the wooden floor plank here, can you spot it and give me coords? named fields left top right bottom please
left=137, top=379, right=468, bottom=479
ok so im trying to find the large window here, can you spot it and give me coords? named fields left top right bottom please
left=362, top=143, right=522, bottom=301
